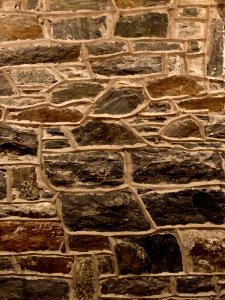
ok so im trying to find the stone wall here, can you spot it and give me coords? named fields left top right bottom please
left=0, top=0, right=224, bottom=299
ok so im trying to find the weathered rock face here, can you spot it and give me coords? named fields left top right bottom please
left=0, top=0, right=224, bottom=298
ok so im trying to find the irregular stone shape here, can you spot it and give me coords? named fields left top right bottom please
left=75, top=257, right=96, bottom=300
left=140, top=188, right=225, bottom=226
left=178, top=96, right=225, bottom=112
left=68, top=235, right=110, bottom=252
left=11, top=69, right=57, bottom=85
left=43, top=151, right=124, bottom=188
left=53, top=16, right=107, bottom=40
left=17, top=255, right=73, bottom=274
left=208, top=17, right=224, bottom=77
left=101, top=276, right=171, bottom=296
left=0, top=170, right=6, bottom=200
left=0, top=44, right=81, bottom=67
left=115, top=0, right=171, bottom=8
left=91, top=55, right=162, bottom=76
left=131, top=148, right=225, bottom=184
left=116, top=12, right=168, bottom=37
left=176, top=276, right=214, bottom=293
left=0, top=203, right=56, bottom=218
left=149, top=101, right=172, bottom=113
left=181, top=7, right=200, bottom=16
left=60, top=191, right=150, bottom=232
left=12, top=107, right=83, bottom=123
left=115, top=234, right=182, bottom=274
left=0, top=257, right=13, bottom=271
left=97, top=255, right=115, bottom=275
left=0, top=277, right=69, bottom=300
left=0, top=15, right=43, bottom=42
left=72, top=120, right=141, bottom=146
left=0, top=73, right=13, bottom=96
left=134, top=41, right=182, bottom=52
left=52, top=82, right=104, bottom=104
left=94, top=87, right=144, bottom=115
left=87, top=41, right=126, bottom=56
left=162, top=117, right=202, bottom=138
left=50, top=0, right=110, bottom=11
left=0, top=0, right=39, bottom=10
left=176, top=21, right=205, bottom=39
left=181, top=230, right=225, bottom=272
left=206, top=123, right=225, bottom=139
left=0, top=221, right=63, bottom=252
left=12, top=167, right=40, bottom=200
left=45, top=127, right=65, bottom=137
left=0, top=124, right=38, bottom=157
left=187, top=40, right=203, bottom=53
left=147, top=76, right=204, bottom=98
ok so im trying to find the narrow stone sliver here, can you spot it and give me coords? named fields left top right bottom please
left=0, top=0, right=224, bottom=299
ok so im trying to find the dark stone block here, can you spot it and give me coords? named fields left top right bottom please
left=44, top=140, right=70, bottom=150
left=0, top=74, right=13, bottom=96
left=97, top=255, right=115, bottom=275
left=0, top=277, right=69, bottom=300
left=87, top=41, right=126, bottom=56
left=116, top=12, right=168, bottom=38
left=50, top=0, right=110, bottom=11
left=134, top=41, right=182, bottom=52
left=0, top=257, right=13, bottom=271
left=53, top=16, right=107, bottom=40
left=52, top=82, right=104, bottom=104
left=178, top=96, right=225, bottom=112
left=131, top=148, right=225, bottom=184
left=206, top=123, right=225, bottom=138
left=72, top=120, right=141, bottom=145
left=68, top=235, right=110, bottom=251
left=176, top=276, right=214, bottom=293
left=115, top=0, right=171, bottom=8
left=114, top=234, right=182, bottom=274
left=140, top=188, right=225, bottom=226
left=60, top=191, right=150, bottom=231
left=94, top=87, right=145, bottom=115
left=43, top=151, right=124, bottom=188
left=0, top=44, right=81, bottom=67
left=0, top=170, right=7, bottom=200
left=17, top=255, right=73, bottom=274
left=101, top=276, right=171, bottom=296
left=91, top=55, right=162, bottom=76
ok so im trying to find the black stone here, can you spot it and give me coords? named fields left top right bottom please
left=114, top=234, right=182, bottom=274
left=52, top=82, right=104, bottom=104
left=44, top=140, right=70, bottom=149
left=43, top=151, right=124, bottom=188
left=131, top=148, right=225, bottom=184
left=116, top=12, right=168, bottom=38
left=60, top=191, right=150, bottom=231
left=91, top=55, right=162, bottom=76
left=176, top=276, right=214, bottom=293
left=53, top=16, right=107, bottom=40
left=87, top=41, right=125, bottom=56
left=101, top=276, right=171, bottom=296
left=0, top=44, right=80, bottom=67
left=140, top=188, right=225, bottom=226
left=0, top=277, right=69, bottom=300
left=94, top=87, right=145, bottom=115
left=72, top=120, right=141, bottom=145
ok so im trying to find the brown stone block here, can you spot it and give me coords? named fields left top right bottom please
left=68, top=235, right=111, bottom=252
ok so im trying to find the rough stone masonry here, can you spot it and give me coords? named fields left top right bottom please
left=0, top=0, right=224, bottom=299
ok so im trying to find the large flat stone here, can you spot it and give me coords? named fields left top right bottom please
left=53, top=16, right=107, bottom=40
left=60, top=191, right=150, bottom=232
left=91, top=55, right=162, bottom=76
left=50, top=0, right=110, bottom=11
left=139, top=188, right=225, bottom=226
left=68, top=235, right=111, bottom=252
left=114, top=234, right=183, bottom=274
left=178, top=96, right=225, bottom=112
left=43, top=151, right=124, bottom=188
left=116, top=12, right=168, bottom=37
left=131, top=148, right=225, bottom=184
left=115, top=0, right=171, bottom=8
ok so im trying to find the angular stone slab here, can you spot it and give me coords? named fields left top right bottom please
left=101, top=276, right=171, bottom=296
left=53, top=16, right=107, bottom=40
left=180, top=229, right=225, bottom=272
left=176, top=276, right=215, bottom=293
left=43, top=151, right=124, bottom=188
left=50, top=0, right=111, bottom=11
left=91, top=55, right=162, bottom=76
left=114, top=234, right=183, bottom=274
left=93, top=87, right=145, bottom=115
left=0, top=44, right=81, bottom=67
left=87, top=41, right=126, bottom=56
left=115, top=0, right=171, bottom=8
left=68, top=235, right=111, bottom=252
left=178, top=96, right=225, bottom=112
left=140, top=188, right=225, bottom=226
left=0, top=73, right=13, bottom=96
left=60, top=191, right=150, bottom=232
left=72, top=120, right=142, bottom=146
left=131, top=148, right=225, bottom=184
left=116, top=12, right=168, bottom=38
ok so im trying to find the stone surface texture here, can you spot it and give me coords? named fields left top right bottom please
left=0, top=0, right=224, bottom=299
